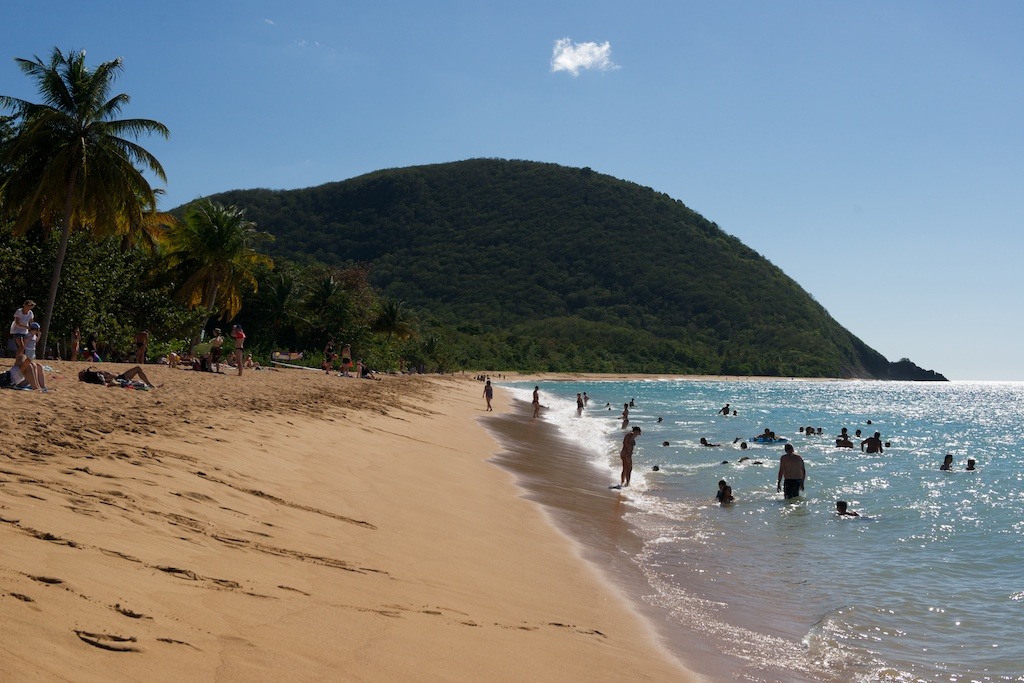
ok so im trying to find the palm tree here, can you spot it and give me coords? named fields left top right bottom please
left=372, top=297, right=415, bottom=341
left=162, top=199, right=272, bottom=344
left=0, top=48, right=169, bottom=354
left=250, top=269, right=307, bottom=348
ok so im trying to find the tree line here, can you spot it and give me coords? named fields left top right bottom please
left=0, top=48, right=437, bottom=372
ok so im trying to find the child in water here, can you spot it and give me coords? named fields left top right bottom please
left=716, top=480, right=734, bottom=505
left=836, top=501, right=860, bottom=517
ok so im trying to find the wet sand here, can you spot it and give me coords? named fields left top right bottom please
left=483, top=390, right=752, bottom=682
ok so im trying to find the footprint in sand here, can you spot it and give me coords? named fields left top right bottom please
left=75, top=630, right=141, bottom=652
left=114, top=604, right=150, bottom=619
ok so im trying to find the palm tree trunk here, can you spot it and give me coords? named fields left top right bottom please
left=37, top=172, right=78, bottom=358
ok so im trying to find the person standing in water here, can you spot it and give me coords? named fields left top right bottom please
left=620, top=426, right=641, bottom=487
left=532, top=386, right=541, bottom=418
left=861, top=431, right=884, bottom=454
left=777, top=444, right=806, bottom=499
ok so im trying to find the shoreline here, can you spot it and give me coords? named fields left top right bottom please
left=1, top=364, right=694, bottom=681
left=483, top=388, right=754, bottom=682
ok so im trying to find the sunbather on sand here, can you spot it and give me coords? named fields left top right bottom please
left=7, top=353, right=49, bottom=391
left=78, top=366, right=155, bottom=388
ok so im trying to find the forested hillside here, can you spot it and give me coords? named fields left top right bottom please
left=200, top=159, right=944, bottom=379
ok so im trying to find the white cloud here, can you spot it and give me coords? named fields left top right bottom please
left=550, top=38, right=618, bottom=77
left=265, top=18, right=275, bottom=25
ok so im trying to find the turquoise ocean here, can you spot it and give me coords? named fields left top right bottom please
left=503, top=379, right=1024, bottom=682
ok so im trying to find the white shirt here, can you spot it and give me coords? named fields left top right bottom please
left=10, top=308, right=33, bottom=335
left=10, top=363, right=26, bottom=385
left=25, top=332, right=39, bottom=359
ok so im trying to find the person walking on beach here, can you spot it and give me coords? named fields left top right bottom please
left=231, top=324, right=245, bottom=376
left=70, top=326, right=80, bottom=361
left=340, top=343, right=352, bottom=377
left=861, top=431, right=884, bottom=454
left=620, top=426, right=641, bottom=487
left=532, top=386, right=541, bottom=418
left=777, top=444, right=806, bottom=499
left=483, top=380, right=494, bottom=411
left=210, top=328, right=225, bottom=373
left=9, top=300, right=35, bottom=356
left=134, top=330, right=149, bottom=364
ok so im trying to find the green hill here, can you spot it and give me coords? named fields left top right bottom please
left=197, top=159, right=944, bottom=379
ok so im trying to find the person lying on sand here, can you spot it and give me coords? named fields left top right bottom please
left=79, top=366, right=155, bottom=389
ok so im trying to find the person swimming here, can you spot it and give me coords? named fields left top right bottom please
left=836, top=500, right=860, bottom=517
left=940, top=454, right=954, bottom=471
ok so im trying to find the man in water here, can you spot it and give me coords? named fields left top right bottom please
left=861, top=431, right=884, bottom=454
left=620, top=426, right=641, bottom=487
left=776, top=444, right=806, bottom=499
left=719, top=403, right=730, bottom=416
left=532, top=386, right=540, bottom=418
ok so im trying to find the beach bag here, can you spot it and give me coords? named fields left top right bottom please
left=0, top=370, right=11, bottom=388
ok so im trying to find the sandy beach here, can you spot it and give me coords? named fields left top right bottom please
left=0, top=364, right=694, bottom=681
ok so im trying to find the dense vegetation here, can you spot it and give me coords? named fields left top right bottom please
left=199, top=159, right=945, bottom=379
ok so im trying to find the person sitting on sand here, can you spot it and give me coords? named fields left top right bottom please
left=7, top=353, right=49, bottom=391
left=79, top=366, right=155, bottom=388
left=836, top=500, right=860, bottom=517
left=940, top=454, right=954, bottom=471
left=244, top=353, right=260, bottom=369
left=700, top=437, right=721, bottom=447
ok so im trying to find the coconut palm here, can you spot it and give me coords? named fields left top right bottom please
left=249, top=269, right=307, bottom=348
left=0, top=48, right=169, bottom=353
left=162, top=199, right=272, bottom=344
left=372, top=297, right=415, bottom=341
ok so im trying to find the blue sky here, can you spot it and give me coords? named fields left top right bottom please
left=3, top=2, right=1022, bottom=380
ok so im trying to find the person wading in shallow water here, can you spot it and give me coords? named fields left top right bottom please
left=777, top=443, right=806, bottom=499
left=620, top=426, right=641, bottom=487
left=532, top=386, right=541, bottom=418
